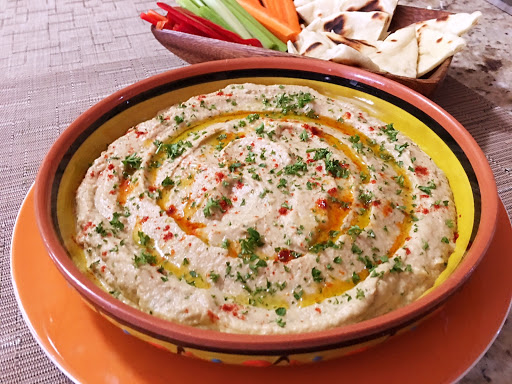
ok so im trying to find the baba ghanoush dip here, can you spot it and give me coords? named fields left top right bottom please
left=75, top=83, right=457, bottom=334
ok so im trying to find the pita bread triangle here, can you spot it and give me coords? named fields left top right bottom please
left=306, top=11, right=390, bottom=41
left=417, top=28, right=466, bottom=77
left=367, top=25, right=418, bottom=78
left=415, top=11, right=482, bottom=37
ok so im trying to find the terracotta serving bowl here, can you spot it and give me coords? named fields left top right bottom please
left=35, top=58, right=497, bottom=365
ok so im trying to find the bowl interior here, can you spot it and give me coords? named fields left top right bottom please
left=55, top=72, right=478, bottom=294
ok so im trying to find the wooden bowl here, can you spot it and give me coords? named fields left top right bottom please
left=152, top=5, right=452, bottom=97
left=34, top=58, right=497, bottom=365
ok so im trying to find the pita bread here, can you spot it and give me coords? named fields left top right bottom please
left=415, top=11, right=482, bottom=37
left=307, top=11, right=390, bottom=41
left=296, top=0, right=397, bottom=25
left=291, top=29, right=336, bottom=59
left=324, top=33, right=378, bottom=56
left=417, top=28, right=466, bottom=77
left=367, top=26, right=418, bottom=78
left=324, top=44, right=381, bottom=72
left=341, top=0, right=398, bottom=15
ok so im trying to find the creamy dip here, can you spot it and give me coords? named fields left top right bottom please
left=75, top=83, right=457, bottom=334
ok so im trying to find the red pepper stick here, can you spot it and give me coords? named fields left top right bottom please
left=140, top=12, right=162, bottom=26
left=178, top=7, right=262, bottom=47
left=156, top=3, right=227, bottom=41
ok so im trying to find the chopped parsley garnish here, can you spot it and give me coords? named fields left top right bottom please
left=347, top=225, right=363, bottom=238
left=283, top=158, right=308, bottom=175
left=161, top=176, right=174, bottom=187
left=95, top=221, right=107, bottom=237
left=418, top=180, right=437, bottom=196
left=133, top=251, right=157, bottom=267
left=203, top=198, right=221, bottom=217
left=381, top=123, right=398, bottom=142
left=275, top=307, right=287, bottom=316
left=209, top=271, right=220, bottom=282
left=109, top=212, right=124, bottom=230
left=229, top=162, right=242, bottom=172
left=138, top=231, right=150, bottom=246
left=239, top=228, right=264, bottom=255
left=311, top=267, right=324, bottom=283
left=122, top=153, right=142, bottom=170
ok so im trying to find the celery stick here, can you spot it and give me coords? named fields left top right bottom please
left=177, top=0, right=233, bottom=32
left=201, top=0, right=252, bottom=39
left=221, top=0, right=287, bottom=51
left=176, top=0, right=201, bottom=13
left=197, top=6, right=233, bottom=31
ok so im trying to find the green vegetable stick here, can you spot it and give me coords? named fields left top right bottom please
left=177, top=0, right=234, bottom=32
left=201, top=0, right=252, bottom=39
left=220, top=0, right=287, bottom=51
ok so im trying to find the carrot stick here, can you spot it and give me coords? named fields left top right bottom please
left=280, top=0, right=301, bottom=34
left=236, top=0, right=298, bottom=42
left=261, top=0, right=279, bottom=19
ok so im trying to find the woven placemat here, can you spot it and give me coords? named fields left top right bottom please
left=0, top=1, right=510, bottom=380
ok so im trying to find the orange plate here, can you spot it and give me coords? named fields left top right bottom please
left=11, top=187, right=512, bottom=383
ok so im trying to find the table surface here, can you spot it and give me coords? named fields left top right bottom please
left=1, top=0, right=510, bottom=383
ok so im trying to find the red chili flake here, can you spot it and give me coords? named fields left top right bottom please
left=371, top=179, right=377, bottom=184
left=316, top=199, right=328, bottom=209
left=306, top=158, right=315, bottom=164
left=83, top=221, right=93, bottom=231
left=141, top=216, right=150, bottom=223
left=327, top=188, right=337, bottom=196
left=107, top=174, right=113, bottom=180
left=372, top=200, right=381, bottom=206
left=163, top=232, right=174, bottom=241
left=207, top=310, right=219, bottom=323
left=232, top=196, right=238, bottom=202
left=202, top=187, right=207, bottom=192
left=414, top=166, right=429, bottom=176
left=109, top=190, right=116, bottom=195
left=274, top=163, right=279, bottom=168
left=101, top=265, right=106, bottom=273
left=134, top=130, right=146, bottom=138
left=197, top=95, right=206, bottom=100
left=164, top=225, right=170, bottom=231
left=420, top=194, right=430, bottom=199
left=101, top=251, right=107, bottom=256
left=404, top=247, right=411, bottom=255
left=184, top=308, right=189, bottom=313
left=219, top=199, right=231, bottom=212
left=315, top=307, right=322, bottom=314
left=278, top=207, right=289, bottom=215
left=148, top=186, right=157, bottom=192
left=453, top=232, right=459, bottom=242
left=89, top=171, right=95, bottom=177
left=343, top=112, right=351, bottom=120
left=107, top=164, right=115, bottom=170
left=216, top=91, right=224, bottom=96
left=422, top=208, right=430, bottom=214
left=215, top=172, right=225, bottom=183
left=236, top=180, right=244, bottom=189
left=369, top=127, right=375, bottom=131
left=277, top=249, right=293, bottom=262
left=316, top=165, right=323, bottom=172
left=221, top=303, right=236, bottom=312
left=433, top=204, right=441, bottom=210
left=302, top=123, right=320, bottom=136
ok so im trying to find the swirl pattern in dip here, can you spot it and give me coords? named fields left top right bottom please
left=75, top=84, right=457, bottom=334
